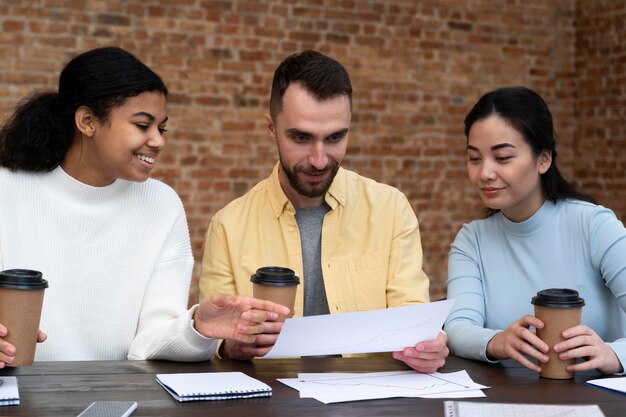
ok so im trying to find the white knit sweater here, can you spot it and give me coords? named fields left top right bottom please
left=0, top=166, right=217, bottom=361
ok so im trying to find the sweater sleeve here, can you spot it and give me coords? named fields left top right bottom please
left=127, top=205, right=218, bottom=361
left=444, top=223, right=500, bottom=362
left=588, top=207, right=626, bottom=374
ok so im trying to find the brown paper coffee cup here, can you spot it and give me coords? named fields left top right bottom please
left=251, top=266, right=299, bottom=321
left=532, top=288, right=585, bottom=379
left=0, top=269, right=48, bottom=367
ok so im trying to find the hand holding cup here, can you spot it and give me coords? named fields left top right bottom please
left=532, top=288, right=585, bottom=379
left=250, top=266, right=300, bottom=321
left=0, top=269, right=48, bottom=367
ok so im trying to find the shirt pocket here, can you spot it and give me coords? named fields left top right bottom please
left=347, top=250, right=388, bottom=311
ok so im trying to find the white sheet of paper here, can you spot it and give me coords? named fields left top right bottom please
left=264, top=299, right=454, bottom=358
left=278, top=370, right=488, bottom=404
left=444, top=401, right=605, bottom=417
left=586, top=376, right=626, bottom=395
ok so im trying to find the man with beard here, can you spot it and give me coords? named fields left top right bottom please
left=198, top=51, right=448, bottom=373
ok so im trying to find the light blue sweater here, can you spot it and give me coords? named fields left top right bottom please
left=445, top=200, right=626, bottom=372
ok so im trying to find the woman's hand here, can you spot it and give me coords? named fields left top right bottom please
left=554, top=325, right=623, bottom=375
left=193, top=293, right=290, bottom=359
left=486, top=315, right=549, bottom=373
left=0, top=323, right=46, bottom=368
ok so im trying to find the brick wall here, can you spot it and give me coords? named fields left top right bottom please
left=0, top=0, right=624, bottom=305
left=574, top=1, right=626, bottom=217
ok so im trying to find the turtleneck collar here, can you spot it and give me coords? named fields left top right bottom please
left=497, top=200, right=557, bottom=236
left=42, top=166, right=134, bottom=204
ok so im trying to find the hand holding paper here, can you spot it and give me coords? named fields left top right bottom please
left=393, top=330, right=449, bottom=373
left=264, top=299, right=454, bottom=359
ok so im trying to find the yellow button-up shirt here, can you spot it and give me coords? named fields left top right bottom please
left=199, top=164, right=430, bottom=316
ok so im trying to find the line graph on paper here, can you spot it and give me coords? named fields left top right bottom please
left=445, top=401, right=606, bottom=417
left=264, top=300, right=455, bottom=358
left=297, top=319, right=433, bottom=356
left=305, top=372, right=467, bottom=392
left=292, top=370, right=489, bottom=399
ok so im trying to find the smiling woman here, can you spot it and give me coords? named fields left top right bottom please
left=444, top=86, right=626, bottom=377
left=465, top=115, right=552, bottom=222
left=63, top=91, right=168, bottom=186
left=0, top=46, right=288, bottom=368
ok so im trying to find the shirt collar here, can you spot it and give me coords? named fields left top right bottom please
left=498, top=199, right=557, bottom=236
left=266, top=162, right=347, bottom=218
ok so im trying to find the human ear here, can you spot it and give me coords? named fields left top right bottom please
left=74, top=106, right=96, bottom=137
left=265, top=113, right=277, bottom=142
left=538, top=149, right=553, bottom=174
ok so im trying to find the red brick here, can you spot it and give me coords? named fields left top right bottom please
left=1, top=0, right=625, bottom=304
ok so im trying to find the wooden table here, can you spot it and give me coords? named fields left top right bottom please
left=0, top=355, right=624, bottom=416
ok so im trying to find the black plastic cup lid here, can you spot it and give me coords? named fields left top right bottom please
left=0, top=269, right=48, bottom=290
left=250, top=266, right=300, bottom=287
left=531, top=288, right=584, bottom=308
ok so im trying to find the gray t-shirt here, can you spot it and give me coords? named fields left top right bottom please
left=295, top=203, right=331, bottom=316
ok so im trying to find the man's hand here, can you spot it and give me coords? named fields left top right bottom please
left=0, top=323, right=46, bottom=369
left=193, top=293, right=289, bottom=346
left=392, top=330, right=449, bottom=373
left=221, top=320, right=284, bottom=360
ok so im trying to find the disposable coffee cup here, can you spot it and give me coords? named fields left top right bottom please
left=0, top=269, right=48, bottom=366
left=531, top=288, right=585, bottom=379
left=250, top=266, right=300, bottom=321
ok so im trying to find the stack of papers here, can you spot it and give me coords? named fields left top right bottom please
left=278, top=370, right=488, bottom=404
left=0, top=377, right=20, bottom=406
left=156, top=372, right=271, bottom=402
left=444, top=401, right=605, bottom=417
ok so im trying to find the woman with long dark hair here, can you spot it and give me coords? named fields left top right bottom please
left=445, top=86, right=626, bottom=375
left=0, top=47, right=287, bottom=367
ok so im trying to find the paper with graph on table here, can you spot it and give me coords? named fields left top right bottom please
left=264, top=299, right=454, bottom=358
left=278, top=370, right=488, bottom=404
left=443, top=401, right=605, bottom=417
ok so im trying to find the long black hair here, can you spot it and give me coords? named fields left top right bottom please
left=464, top=86, right=595, bottom=217
left=0, top=46, right=168, bottom=172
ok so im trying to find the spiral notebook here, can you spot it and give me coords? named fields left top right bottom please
left=0, top=377, right=20, bottom=406
left=156, top=372, right=271, bottom=402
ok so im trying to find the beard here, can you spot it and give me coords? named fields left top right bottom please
left=279, top=156, right=340, bottom=198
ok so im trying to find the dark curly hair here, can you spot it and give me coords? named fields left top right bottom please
left=0, top=46, right=168, bottom=171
